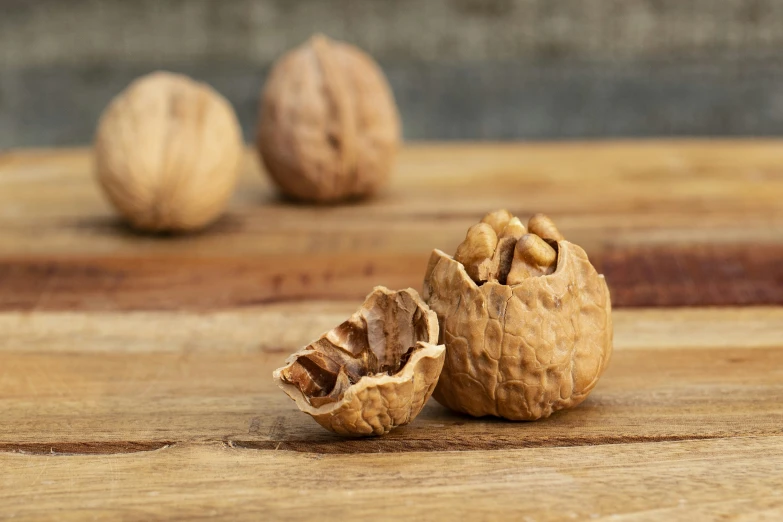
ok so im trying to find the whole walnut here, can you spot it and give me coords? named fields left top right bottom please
left=423, top=211, right=613, bottom=420
left=94, top=71, right=244, bottom=232
left=257, top=35, right=401, bottom=203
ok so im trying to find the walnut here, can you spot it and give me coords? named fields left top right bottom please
left=257, top=34, right=401, bottom=203
left=273, top=287, right=444, bottom=436
left=423, top=211, right=613, bottom=420
left=94, top=72, right=243, bottom=232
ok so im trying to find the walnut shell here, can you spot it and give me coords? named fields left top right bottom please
left=94, top=71, right=243, bottom=232
left=423, top=241, right=613, bottom=420
left=257, top=35, right=401, bottom=203
left=273, top=287, right=444, bottom=436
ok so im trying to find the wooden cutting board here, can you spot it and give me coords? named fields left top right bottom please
left=1, top=142, right=782, bottom=520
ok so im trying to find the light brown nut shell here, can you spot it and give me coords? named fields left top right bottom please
left=273, top=287, right=445, bottom=436
left=94, top=71, right=243, bottom=232
left=257, top=35, right=400, bottom=203
left=423, top=241, right=613, bottom=420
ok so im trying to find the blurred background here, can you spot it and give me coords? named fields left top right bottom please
left=3, top=0, right=783, bottom=148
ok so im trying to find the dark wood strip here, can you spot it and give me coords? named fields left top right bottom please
left=0, top=254, right=425, bottom=311
left=1, top=244, right=782, bottom=311
left=0, top=441, right=174, bottom=455
left=232, top=434, right=728, bottom=455
left=599, top=244, right=783, bottom=307
left=0, top=435, right=726, bottom=456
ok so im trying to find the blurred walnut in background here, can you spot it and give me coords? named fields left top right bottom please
left=257, top=35, right=401, bottom=203
left=94, top=72, right=243, bottom=232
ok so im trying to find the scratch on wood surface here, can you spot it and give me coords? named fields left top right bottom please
left=26, top=453, right=51, bottom=489
left=247, top=417, right=262, bottom=435
left=266, top=416, right=287, bottom=440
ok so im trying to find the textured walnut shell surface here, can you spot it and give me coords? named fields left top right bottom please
left=273, top=287, right=444, bottom=436
left=257, top=35, right=400, bottom=203
left=423, top=241, right=613, bottom=420
left=94, top=71, right=243, bottom=232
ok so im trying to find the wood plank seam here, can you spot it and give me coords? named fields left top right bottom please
left=3, top=433, right=776, bottom=456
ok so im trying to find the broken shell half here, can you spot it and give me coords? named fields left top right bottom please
left=273, top=286, right=445, bottom=436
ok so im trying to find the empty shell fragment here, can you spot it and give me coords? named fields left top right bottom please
left=273, top=287, right=445, bottom=436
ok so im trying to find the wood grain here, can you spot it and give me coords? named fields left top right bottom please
left=1, top=307, right=781, bottom=455
left=4, top=306, right=782, bottom=355
left=600, top=243, right=783, bottom=307
left=2, top=143, right=783, bottom=520
left=2, top=438, right=782, bottom=521
left=2, top=143, right=783, bottom=309
left=2, top=243, right=782, bottom=310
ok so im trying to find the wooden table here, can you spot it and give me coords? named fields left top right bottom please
left=1, top=142, right=782, bottom=520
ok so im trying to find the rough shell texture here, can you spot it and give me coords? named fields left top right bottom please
left=257, top=35, right=401, bottom=203
left=423, top=241, right=613, bottom=420
left=273, top=287, right=444, bottom=436
left=94, top=71, right=244, bottom=232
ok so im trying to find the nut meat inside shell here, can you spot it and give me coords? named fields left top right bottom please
left=273, top=287, right=444, bottom=436
left=423, top=212, right=613, bottom=420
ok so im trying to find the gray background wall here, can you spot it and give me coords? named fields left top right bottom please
left=3, top=0, right=783, bottom=147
